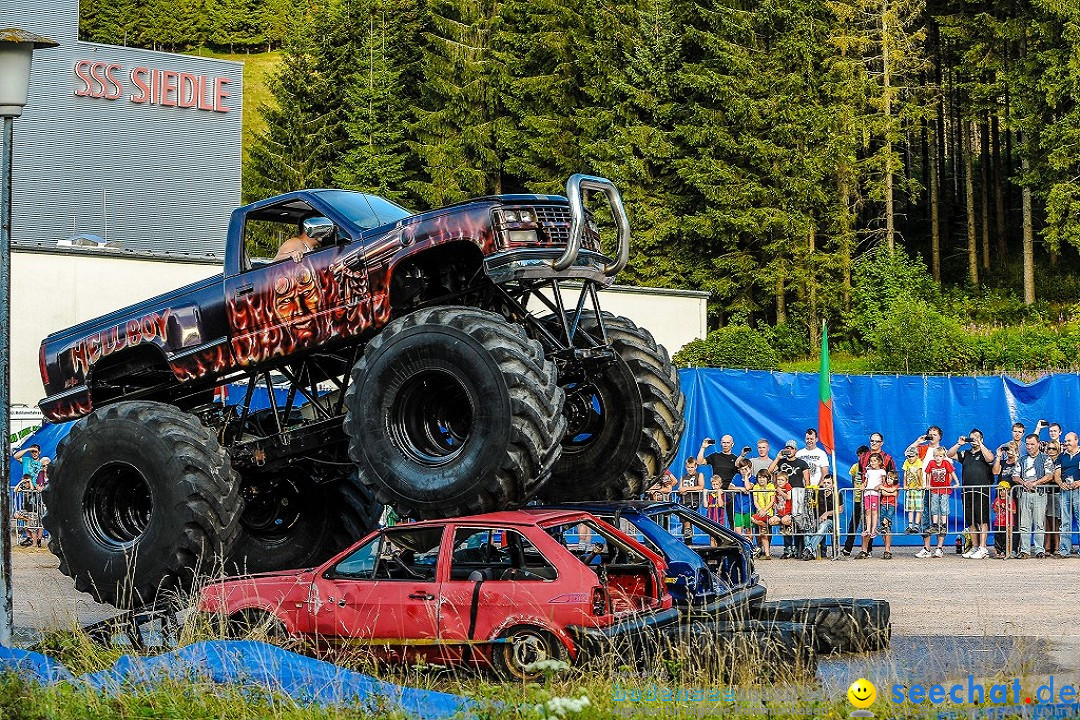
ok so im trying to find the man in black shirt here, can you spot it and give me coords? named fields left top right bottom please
left=770, top=440, right=810, bottom=558
left=947, top=428, right=994, bottom=559
left=697, top=434, right=744, bottom=528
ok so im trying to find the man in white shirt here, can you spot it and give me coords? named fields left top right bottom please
left=796, top=428, right=830, bottom=488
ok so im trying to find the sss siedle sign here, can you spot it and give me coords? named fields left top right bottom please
left=73, top=60, right=232, bottom=113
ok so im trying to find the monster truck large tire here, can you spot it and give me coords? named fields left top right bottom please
left=344, top=307, right=566, bottom=518
left=43, top=401, right=240, bottom=608
left=541, top=311, right=684, bottom=501
left=228, top=465, right=381, bottom=574
left=752, top=598, right=891, bottom=653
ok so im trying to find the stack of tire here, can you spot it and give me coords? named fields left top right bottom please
left=661, top=619, right=818, bottom=680
left=751, top=598, right=892, bottom=654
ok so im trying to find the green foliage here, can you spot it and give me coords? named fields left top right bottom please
left=872, top=298, right=972, bottom=372
left=848, top=246, right=938, bottom=345
left=757, top=321, right=811, bottom=362
left=673, top=326, right=781, bottom=370
left=968, top=325, right=1070, bottom=373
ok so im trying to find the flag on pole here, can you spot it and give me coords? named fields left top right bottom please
left=818, top=321, right=834, bottom=455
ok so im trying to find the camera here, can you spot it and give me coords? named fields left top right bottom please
left=704, top=438, right=715, bottom=446
left=922, top=435, right=931, bottom=441
left=1039, top=419, right=1049, bottom=427
left=742, top=446, right=752, bottom=455
left=960, top=436, right=970, bottom=443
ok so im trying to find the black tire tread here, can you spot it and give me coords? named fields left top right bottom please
left=344, top=306, right=565, bottom=518
left=44, top=401, right=241, bottom=607
left=751, top=598, right=891, bottom=653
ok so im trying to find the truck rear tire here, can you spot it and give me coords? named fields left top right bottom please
left=344, top=307, right=566, bottom=518
left=542, top=312, right=684, bottom=501
left=228, top=465, right=381, bottom=574
left=42, top=401, right=240, bottom=608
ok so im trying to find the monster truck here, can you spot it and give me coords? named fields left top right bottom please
left=37, top=175, right=685, bottom=608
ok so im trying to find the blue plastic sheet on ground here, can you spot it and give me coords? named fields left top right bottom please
left=0, top=640, right=476, bottom=719
left=675, top=368, right=1080, bottom=545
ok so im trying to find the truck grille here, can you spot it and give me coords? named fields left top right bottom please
left=535, top=205, right=602, bottom=252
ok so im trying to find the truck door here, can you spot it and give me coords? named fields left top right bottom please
left=225, top=205, right=371, bottom=367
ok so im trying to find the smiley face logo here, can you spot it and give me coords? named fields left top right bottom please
left=848, top=678, right=876, bottom=709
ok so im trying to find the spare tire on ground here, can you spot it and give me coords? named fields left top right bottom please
left=661, top=618, right=817, bottom=680
left=43, top=401, right=241, bottom=608
left=751, top=598, right=891, bottom=654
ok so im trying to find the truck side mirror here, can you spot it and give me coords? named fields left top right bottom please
left=302, top=216, right=335, bottom=242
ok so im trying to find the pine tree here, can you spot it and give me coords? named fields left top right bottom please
left=334, top=0, right=425, bottom=204
left=410, top=0, right=508, bottom=206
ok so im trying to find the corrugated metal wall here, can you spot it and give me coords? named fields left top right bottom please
left=2, top=0, right=242, bottom=256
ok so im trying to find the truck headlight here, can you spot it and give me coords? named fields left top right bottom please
left=508, top=229, right=538, bottom=243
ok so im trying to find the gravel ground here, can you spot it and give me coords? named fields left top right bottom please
left=754, top=548, right=1080, bottom=639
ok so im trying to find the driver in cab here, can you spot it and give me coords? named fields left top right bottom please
left=274, top=218, right=331, bottom=263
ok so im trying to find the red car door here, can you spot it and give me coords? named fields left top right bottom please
left=309, top=526, right=445, bottom=648
left=438, top=526, right=561, bottom=653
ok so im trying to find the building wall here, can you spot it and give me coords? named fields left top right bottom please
left=2, top=0, right=242, bottom=256
left=12, top=250, right=706, bottom=406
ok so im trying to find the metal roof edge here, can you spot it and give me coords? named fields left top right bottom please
left=76, top=40, right=247, bottom=68
left=12, top=242, right=223, bottom=266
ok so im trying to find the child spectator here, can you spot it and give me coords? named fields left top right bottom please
left=842, top=445, right=871, bottom=557
left=678, top=456, right=705, bottom=539
left=646, top=468, right=678, bottom=501
left=769, top=471, right=794, bottom=553
left=13, top=474, right=43, bottom=548
left=879, top=469, right=900, bottom=559
left=923, top=446, right=958, bottom=558
left=991, top=481, right=1016, bottom=558
left=903, top=447, right=925, bottom=533
left=857, top=453, right=885, bottom=559
left=731, top=460, right=755, bottom=541
left=750, top=469, right=777, bottom=559
left=803, top=473, right=844, bottom=559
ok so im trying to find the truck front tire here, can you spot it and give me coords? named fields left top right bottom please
left=43, top=401, right=241, bottom=608
left=344, top=307, right=566, bottom=518
left=542, top=312, right=685, bottom=501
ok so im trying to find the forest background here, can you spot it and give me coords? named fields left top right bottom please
left=80, top=0, right=1080, bottom=376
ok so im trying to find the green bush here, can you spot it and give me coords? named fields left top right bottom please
left=969, top=324, right=1071, bottom=372
left=756, top=321, right=810, bottom=361
left=872, top=298, right=973, bottom=372
left=847, top=246, right=939, bottom=346
left=674, top=325, right=781, bottom=369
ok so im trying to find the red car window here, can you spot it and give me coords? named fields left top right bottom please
left=331, top=527, right=443, bottom=581
left=449, top=527, right=557, bottom=581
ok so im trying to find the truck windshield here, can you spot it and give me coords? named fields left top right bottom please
left=319, top=190, right=412, bottom=230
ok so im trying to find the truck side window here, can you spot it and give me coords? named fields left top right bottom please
left=243, top=218, right=296, bottom=269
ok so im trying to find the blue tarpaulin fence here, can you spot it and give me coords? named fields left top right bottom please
left=0, top=641, right=477, bottom=719
left=675, top=368, right=1080, bottom=545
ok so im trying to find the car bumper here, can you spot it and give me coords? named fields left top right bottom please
left=567, top=607, right=680, bottom=661
left=683, top=584, right=767, bottom=619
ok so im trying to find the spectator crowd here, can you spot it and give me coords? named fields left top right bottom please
left=650, top=420, right=1080, bottom=561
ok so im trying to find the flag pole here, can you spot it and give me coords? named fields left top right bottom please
left=818, top=320, right=841, bottom=559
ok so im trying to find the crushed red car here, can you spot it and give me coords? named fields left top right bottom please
left=198, top=509, right=678, bottom=680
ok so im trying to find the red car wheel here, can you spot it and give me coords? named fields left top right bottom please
left=491, top=626, right=569, bottom=682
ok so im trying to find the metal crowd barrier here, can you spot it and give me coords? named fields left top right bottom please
left=8, top=486, right=45, bottom=536
left=658, top=481, right=1080, bottom=559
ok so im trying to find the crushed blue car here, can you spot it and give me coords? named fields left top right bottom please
left=536, top=501, right=765, bottom=617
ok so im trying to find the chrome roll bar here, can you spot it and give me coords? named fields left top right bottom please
left=553, top=173, right=631, bottom=276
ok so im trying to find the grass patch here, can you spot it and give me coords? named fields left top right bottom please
left=780, top=352, right=875, bottom=374
left=187, top=49, right=282, bottom=159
